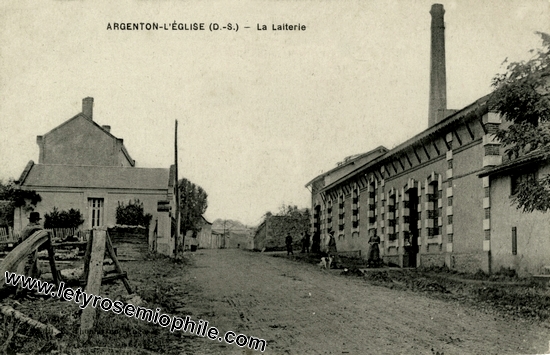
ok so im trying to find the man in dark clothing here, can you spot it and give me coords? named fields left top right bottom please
left=19, top=212, right=43, bottom=276
left=19, top=212, right=42, bottom=240
left=285, top=233, right=293, bottom=255
left=15, top=212, right=43, bottom=298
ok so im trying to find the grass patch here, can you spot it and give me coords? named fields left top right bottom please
left=0, top=253, right=194, bottom=354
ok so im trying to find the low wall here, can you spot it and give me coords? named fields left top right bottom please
left=108, top=226, right=148, bottom=261
left=419, top=254, right=446, bottom=268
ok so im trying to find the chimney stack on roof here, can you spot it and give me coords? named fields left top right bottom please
left=428, top=4, right=447, bottom=127
left=82, top=97, right=94, bottom=120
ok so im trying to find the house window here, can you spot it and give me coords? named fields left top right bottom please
left=387, top=193, right=397, bottom=241
left=427, top=181, right=439, bottom=237
left=326, top=200, right=333, bottom=232
left=367, top=182, right=376, bottom=226
left=511, top=171, right=537, bottom=196
left=88, top=198, right=104, bottom=228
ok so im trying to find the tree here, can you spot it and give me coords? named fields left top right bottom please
left=0, top=179, right=41, bottom=228
left=178, top=178, right=208, bottom=238
left=277, top=203, right=311, bottom=219
left=490, top=32, right=550, bottom=213
left=116, top=199, right=153, bottom=228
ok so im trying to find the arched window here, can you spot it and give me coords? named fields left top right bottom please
left=338, top=194, right=345, bottom=231
left=427, top=181, right=440, bottom=237
left=326, top=199, right=333, bottom=233
left=387, top=191, right=397, bottom=241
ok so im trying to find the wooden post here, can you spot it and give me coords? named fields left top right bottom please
left=175, top=119, right=182, bottom=258
left=81, top=230, right=93, bottom=282
left=46, top=232, right=60, bottom=286
left=105, top=232, right=132, bottom=294
left=79, top=228, right=106, bottom=343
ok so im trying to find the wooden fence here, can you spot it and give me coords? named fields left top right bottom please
left=0, top=227, right=88, bottom=244
left=47, top=228, right=88, bottom=242
left=0, top=227, right=9, bottom=242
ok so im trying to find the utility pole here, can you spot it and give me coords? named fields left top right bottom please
left=223, top=220, right=228, bottom=249
left=174, top=120, right=182, bottom=258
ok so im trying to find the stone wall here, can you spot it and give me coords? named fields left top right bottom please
left=419, top=253, right=446, bottom=268
left=254, top=214, right=309, bottom=251
left=450, top=252, right=484, bottom=274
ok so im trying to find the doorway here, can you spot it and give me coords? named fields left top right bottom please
left=406, top=188, right=419, bottom=267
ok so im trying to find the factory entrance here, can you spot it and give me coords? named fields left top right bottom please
left=404, top=188, right=419, bottom=268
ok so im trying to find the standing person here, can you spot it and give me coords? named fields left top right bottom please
left=301, top=231, right=310, bottom=253
left=367, top=231, right=381, bottom=268
left=285, top=233, right=293, bottom=256
left=19, top=212, right=43, bottom=244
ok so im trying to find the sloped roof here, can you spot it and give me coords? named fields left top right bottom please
left=319, top=153, right=387, bottom=193
left=479, top=150, right=550, bottom=178
left=305, top=145, right=388, bottom=187
left=44, top=113, right=106, bottom=138
left=317, top=94, right=492, bottom=194
left=40, top=113, right=135, bottom=166
left=20, top=163, right=171, bottom=190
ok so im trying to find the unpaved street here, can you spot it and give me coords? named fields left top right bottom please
left=162, top=249, right=549, bottom=355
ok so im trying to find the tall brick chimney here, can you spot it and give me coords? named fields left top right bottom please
left=82, top=97, right=94, bottom=120
left=428, top=4, right=447, bottom=127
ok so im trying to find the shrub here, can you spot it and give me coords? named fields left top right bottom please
left=116, top=199, right=152, bottom=228
left=44, top=207, right=84, bottom=229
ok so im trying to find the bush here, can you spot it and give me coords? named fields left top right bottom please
left=44, top=207, right=84, bottom=229
left=116, top=199, right=152, bottom=228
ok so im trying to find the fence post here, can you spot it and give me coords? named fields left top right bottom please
left=79, top=228, right=106, bottom=343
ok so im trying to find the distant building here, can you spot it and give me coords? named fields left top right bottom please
left=224, top=230, right=251, bottom=249
left=305, top=4, right=550, bottom=276
left=254, top=212, right=309, bottom=251
left=195, top=215, right=214, bottom=249
left=210, top=219, right=254, bottom=249
left=15, top=97, right=177, bottom=256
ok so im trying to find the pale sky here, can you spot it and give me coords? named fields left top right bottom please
left=1, top=0, right=549, bottom=226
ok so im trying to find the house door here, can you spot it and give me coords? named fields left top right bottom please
left=88, top=198, right=104, bottom=229
left=313, top=205, right=321, bottom=253
left=406, top=189, right=419, bottom=267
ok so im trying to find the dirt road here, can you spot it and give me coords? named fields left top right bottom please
left=154, top=249, right=549, bottom=355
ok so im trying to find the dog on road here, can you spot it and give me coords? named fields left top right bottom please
left=319, top=255, right=334, bottom=270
